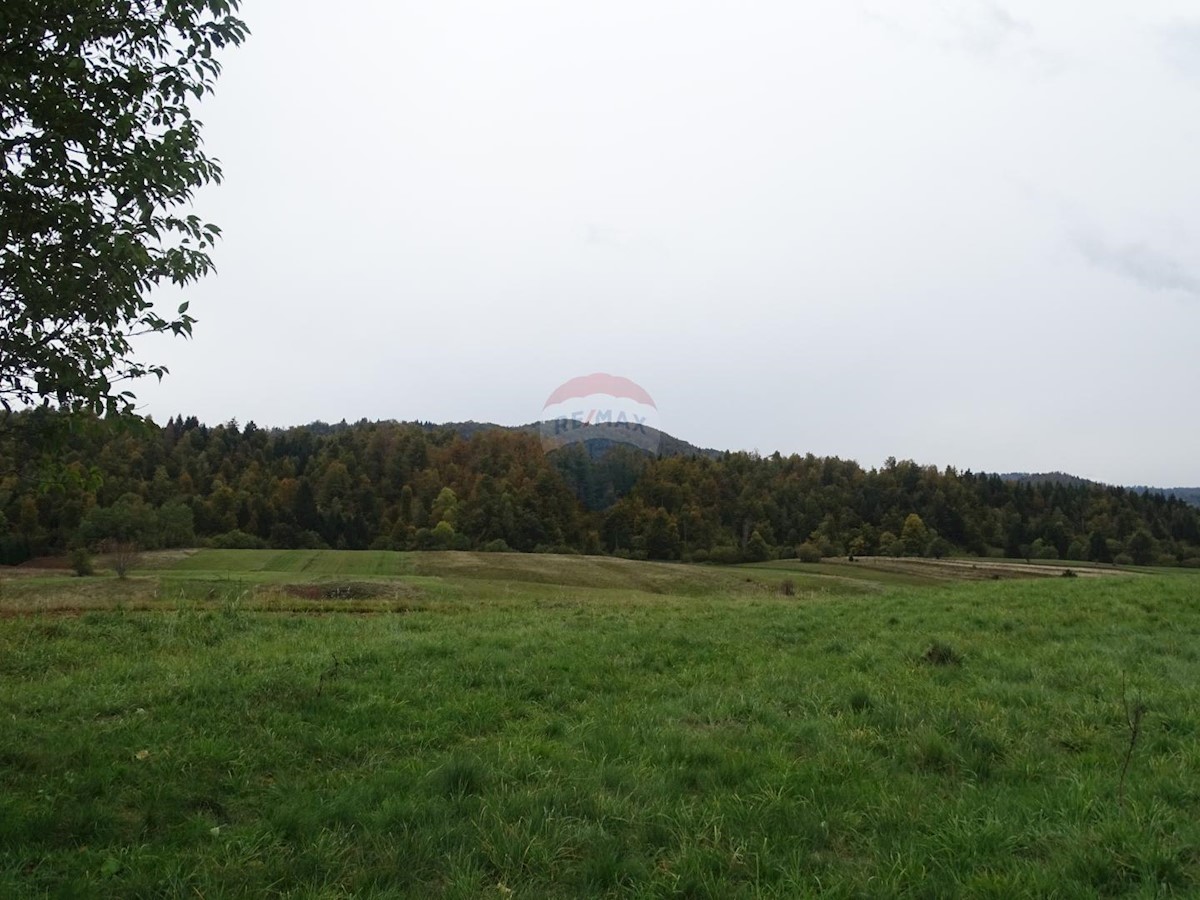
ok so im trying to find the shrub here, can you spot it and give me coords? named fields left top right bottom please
left=1031, top=539, right=1059, bottom=560
left=928, top=537, right=953, bottom=559
left=481, top=538, right=512, bottom=553
left=1113, top=553, right=1134, bottom=566
left=209, top=529, right=267, bottom=550
left=745, top=530, right=771, bottom=562
left=431, top=520, right=457, bottom=549
left=102, top=540, right=139, bottom=578
left=795, top=542, right=823, bottom=563
left=68, top=547, right=94, bottom=577
left=878, top=532, right=901, bottom=557
left=77, top=495, right=156, bottom=550
left=778, top=578, right=796, bottom=596
left=1180, top=557, right=1200, bottom=569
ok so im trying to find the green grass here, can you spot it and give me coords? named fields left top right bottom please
left=168, top=548, right=419, bottom=577
left=2, top=552, right=1199, bottom=897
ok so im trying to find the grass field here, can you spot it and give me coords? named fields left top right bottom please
left=2, top=551, right=1198, bottom=897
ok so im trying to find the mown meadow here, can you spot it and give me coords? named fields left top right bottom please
left=1, top=551, right=1198, bottom=897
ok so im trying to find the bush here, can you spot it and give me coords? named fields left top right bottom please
left=795, top=542, right=823, bottom=564
left=928, top=537, right=953, bottom=559
left=77, top=495, right=156, bottom=550
left=1180, top=557, right=1200, bottom=569
left=68, top=547, right=94, bottom=577
left=209, top=529, right=267, bottom=550
left=878, top=531, right=900, bottom=557
left=481, top=538, right=512, bottom=553
left=102, top=540, right=139, bottom=578
left=744, top=530, right=771, bottom=562
left=778, top=578, right=796, bottom=596
left=1031, top=539, right=1059, bottom=560
left=1113, top=553, right=1134, bottom=566
left=156, top=500, right=195, bottom=548
left=690, top=548, right=709, bottom=563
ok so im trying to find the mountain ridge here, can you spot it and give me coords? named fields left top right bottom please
left=275, top=418, right=1200, bottom=507
left=1000, top=472, right=1200, bottom=508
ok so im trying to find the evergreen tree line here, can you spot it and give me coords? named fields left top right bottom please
left=2, top=413, right=1198, bottom=567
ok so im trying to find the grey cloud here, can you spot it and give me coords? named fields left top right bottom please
left=1076, top=236, right=1200, bottom=298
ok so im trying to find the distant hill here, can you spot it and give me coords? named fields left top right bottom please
left=404, top=420, right=722, bottom=460
left=999, top=471, right=1097, bottom=490
left=5, top=411, right=1200, bottom=566
left=1131, top=486, right=1200, bottom=508
left=296, top=429, right=1198, bottom=507
left=1000, top=472, right=1200, bottom=509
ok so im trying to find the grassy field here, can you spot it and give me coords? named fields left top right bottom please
left=1, top=551, right=1198, bottom=897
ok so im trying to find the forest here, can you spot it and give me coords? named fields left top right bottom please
left=2, top=412, right=1198, bottom=567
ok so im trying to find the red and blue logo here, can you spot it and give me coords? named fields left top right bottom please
left=539, top=373, right=661, bottom=453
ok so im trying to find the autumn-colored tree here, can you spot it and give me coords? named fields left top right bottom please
left=900, top=514, right=930, bottom=557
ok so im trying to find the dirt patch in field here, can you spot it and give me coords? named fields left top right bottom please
left=280, top=581, right=393, bottom=600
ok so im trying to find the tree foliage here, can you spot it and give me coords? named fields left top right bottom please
left=2, top=414, right=1198, bottom=568
left=0, top=1, right=248, bottom=413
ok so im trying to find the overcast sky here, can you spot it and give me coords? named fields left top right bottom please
left=137, top=0, right=1200, bottom=486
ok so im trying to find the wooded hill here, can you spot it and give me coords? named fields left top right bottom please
left=2, top=413, right=1198, bottom=567
left=1003, top=472, right=1200, bottom=509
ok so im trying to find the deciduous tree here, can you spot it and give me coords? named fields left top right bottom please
left=1, top=1, right=248, bottom=413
